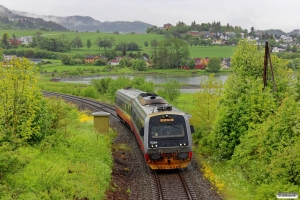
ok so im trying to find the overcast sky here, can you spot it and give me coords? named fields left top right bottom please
left=1, top=0, right=299, bottom=32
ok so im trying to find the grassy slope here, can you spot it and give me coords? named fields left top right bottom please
left=1, top=112, right=114, bottom=199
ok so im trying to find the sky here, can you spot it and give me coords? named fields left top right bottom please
left=1, top=0, right=299, bottom=33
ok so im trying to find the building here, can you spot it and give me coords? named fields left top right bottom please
left=3, top=54, right=17, bottom=61
left=108, top=56, right=123, bottom=65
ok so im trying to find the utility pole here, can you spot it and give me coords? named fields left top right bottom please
left=263, top=41, right=276, bottom=92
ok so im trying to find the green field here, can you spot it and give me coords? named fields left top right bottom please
left=1, top=30, right=235, bottom=58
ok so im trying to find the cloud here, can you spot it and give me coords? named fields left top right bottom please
left=1, top=0, right=299, bottom=32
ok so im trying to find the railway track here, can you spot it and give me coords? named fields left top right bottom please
left=42, top=91, right=118, bottom=119
left=150, top=169, right=198, bottom=200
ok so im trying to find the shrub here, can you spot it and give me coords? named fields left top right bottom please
left=70, top=59, right=83, bottom=65
left=60, top=54, right=72, bottom=65
left=81, top=86, right=99, bottom=99
left=94, top=58, right=107, bottom=66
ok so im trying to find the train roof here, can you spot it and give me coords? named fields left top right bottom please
left=116, top=87, right=186, bottom=116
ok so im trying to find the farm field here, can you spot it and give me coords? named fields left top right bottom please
left=1, top=30, right=235, bottom=58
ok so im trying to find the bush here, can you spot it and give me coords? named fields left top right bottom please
left=81, top=86, right=99, bottom=99
left=70, top=59, right=83, bottom=65
left=91, top=77, right=113, bottom=94
left=156, top=79, right=180, bottom=102
left=132, top=59, right=147, bottom=71
left=94, top=58, right=107, bottom=66
left=60, top=54, right=72, bottom=65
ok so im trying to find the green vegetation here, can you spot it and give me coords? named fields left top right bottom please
left=183, top=40, right=300, bottom=199
left=156, top=79, right=181, bottom=102
left=0, top=30, right=234, bottom=58
left=206, top=57, right=222, bottom=72
left=0, top=58, right=113, bottom=199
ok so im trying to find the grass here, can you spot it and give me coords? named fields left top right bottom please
left=41, top=59, right=103, bottom=73
left=1, top=110, right=114, bottom=199
left=171, top=93, right=195, bottom=113
left=194, top=153, right=255, bottom=200
left=189, top=45, right=235, bottom=58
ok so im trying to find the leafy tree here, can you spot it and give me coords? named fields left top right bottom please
left=127, top=42, right=139, bottom=51
left=292, top=45, right=297, bottom=52
left=119, top=57, right=131, bottom=67
left=188, top=59, right=195, bottom=69
left=71, top=36, right=83, bottom=49
left=86, top=39, right=92, bottom=49
left=144, top=41, right=148, bottom=47
left=1, top=33, right=11, bottom=49
left=115, top=42, right=128, bottom=52
left=150, top=39, right=158, bottom=48
left=131, top=76, right=154, bottom=92
left=132, top=59, right=147, bottom=71
left=157, top=38, right=189, bottom=69
left=11, top=33, right=18, bottom=48
left=0, top=58, right=42, bottom=145
left=91, top=77, right=113, bottom=94
left=107, top=76, right=131, bottom=97
left=212, top=39, right=292, bottom=160
left=250, top=27, right=255, bottom=37
left=103, top=50, right=119, bottom=60
left=206, top=57, right=221, bottom=72
left=94, top=36, right=114, bottom=50
left=81, top=86, right=99, bottom=99
left=61, top=54, right=72, bottom=65
left=157, top=79, right=180, bottom=102
left=94, top=58, right=107, bottom=66
left=190, top=74, right=223, bottom=154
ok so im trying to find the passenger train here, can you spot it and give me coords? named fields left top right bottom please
left=115, top=87, right=195, bottom=170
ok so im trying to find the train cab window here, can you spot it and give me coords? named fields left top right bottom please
left=151, top=125, right=184, bottom=138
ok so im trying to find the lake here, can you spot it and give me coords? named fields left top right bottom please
left=61, top=74, right=229, bottom=93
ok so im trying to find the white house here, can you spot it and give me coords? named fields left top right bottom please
left=3, top=54, right=17, bottom=61
left=19, top=36, right=32, bottom=44
left=272, top=47, right=285, bottom=52
left=108, top=57, right=123, bottom=65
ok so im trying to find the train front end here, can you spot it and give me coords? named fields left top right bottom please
left=143, top=113, right=194, bottom=170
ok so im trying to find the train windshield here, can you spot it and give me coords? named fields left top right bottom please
left=149, top=115, right=187, bottom=139
left=150, top=125, right=185, bottom=138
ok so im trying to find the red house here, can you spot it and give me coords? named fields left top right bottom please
left=194, top=57, right=209, bottom=69
left=163, top=23, right=172, bottom=29
left=188, top=31, right=200, bottom=36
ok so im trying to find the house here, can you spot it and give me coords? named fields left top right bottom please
left=85, top=55, right=100, bottom=63
left=108, top=56, right=123, bottom=65
left=194, top=57, right=209, bottom=69
left=163, top=23, right=172, bottom=29
left=226, top=32, right=236, bottom=38
left=3, top=54, right=17, bottom=61
left=220, top=33, right=228, bottom=41
left=19, top=36, right=32, bottom=44
left=272, top=47, right=285, bottom=52
left=99, top=55, right=108, bottom=62
left=199, top=31, right=211, bottom=38
left=255, top=31, right=263, bottom=38
left=221, top=58, right=230, bottom=69
left=213, top=39, right=222, bottom=45
left=28, top=58, right=42, bottom=64
left=10, top=38, right=21, bottom=45
left=188, top=31, right=200, bottom=36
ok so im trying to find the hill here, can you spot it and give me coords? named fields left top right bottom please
left=0, top=5, right=67, bottom=31
left=11, top=9, right=153, bottom=33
